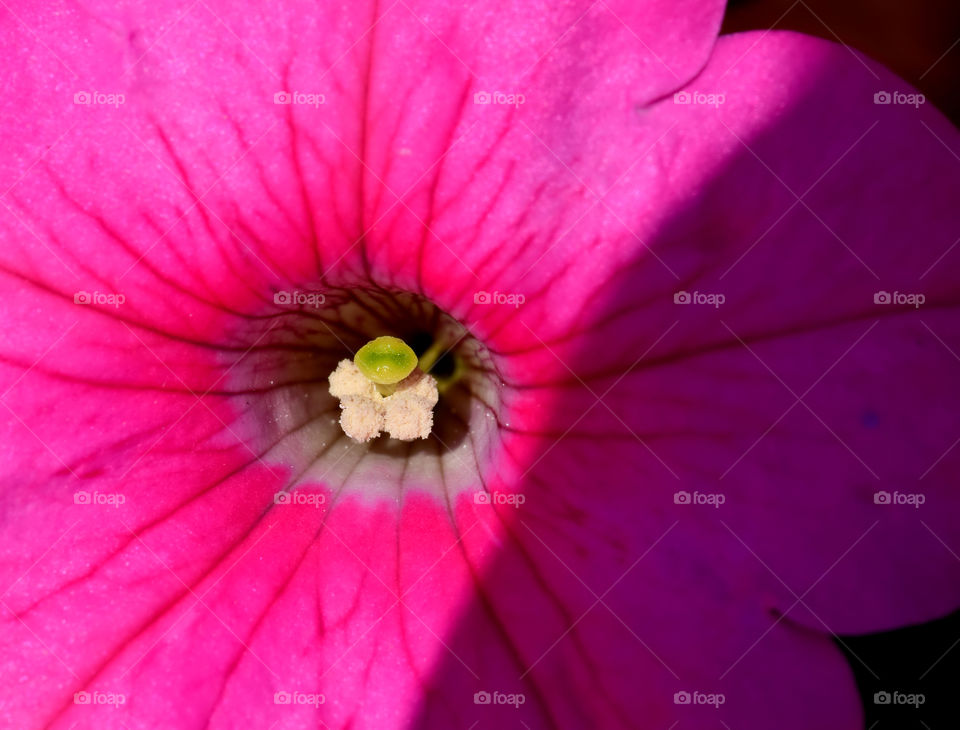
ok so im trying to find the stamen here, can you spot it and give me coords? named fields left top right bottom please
left=330, top=336, right=439, bottom=443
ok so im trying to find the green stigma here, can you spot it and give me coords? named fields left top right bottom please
left=354, top=336, right=418, bottom=385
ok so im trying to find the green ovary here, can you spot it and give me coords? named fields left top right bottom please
left=354, top=336, right=418, bottom=385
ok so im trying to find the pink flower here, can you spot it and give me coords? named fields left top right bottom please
left=1, top=0, right=958, bottom=727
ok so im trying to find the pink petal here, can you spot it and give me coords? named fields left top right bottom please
left=0, top=0, right=956, bottom=727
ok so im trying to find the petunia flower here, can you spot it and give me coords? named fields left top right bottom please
left=1, top=0, right=958, bottom=728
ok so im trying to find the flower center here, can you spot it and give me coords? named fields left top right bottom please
left=223, top=285, right=502, bottom=499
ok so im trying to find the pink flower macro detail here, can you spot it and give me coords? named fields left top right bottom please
left=0, top=0, right=958, bottom=728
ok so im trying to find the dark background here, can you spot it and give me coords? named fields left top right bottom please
left=724, top=0, right=960, bottom=122
left=724, top=1, right=959, bottom=726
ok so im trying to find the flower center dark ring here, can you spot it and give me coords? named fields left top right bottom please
left=224, top=285, right=502, bottom=500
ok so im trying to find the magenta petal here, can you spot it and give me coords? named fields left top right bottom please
left=0, top=0, right=957, bottom=727
left=605, top=30, right=960, bottom=634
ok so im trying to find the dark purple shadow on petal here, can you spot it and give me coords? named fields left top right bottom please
left=407, top=61, right=960, bottom=729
